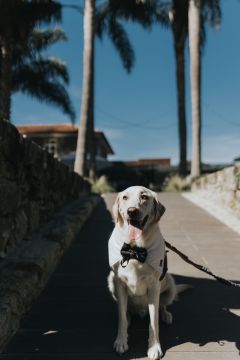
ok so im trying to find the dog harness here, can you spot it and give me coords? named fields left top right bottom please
left=120, top=242, right=168, bottom=280
left=108, top=226, right=166, bottom=278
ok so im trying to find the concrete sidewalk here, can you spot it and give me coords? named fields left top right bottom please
left=2, top=193, right=240, bottom=359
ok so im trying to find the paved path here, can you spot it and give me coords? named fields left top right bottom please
left=2, top=193, right=240, bottom=360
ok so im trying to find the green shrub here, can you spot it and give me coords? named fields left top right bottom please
left=91, top=175, right=115, bottom=194
left=162, top=174, right=191, bottom=192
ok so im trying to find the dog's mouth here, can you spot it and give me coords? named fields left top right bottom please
left=127, top=216, right=148, bottom=240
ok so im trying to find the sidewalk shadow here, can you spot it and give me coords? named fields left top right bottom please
left=130, top=274, right=240, bottom=359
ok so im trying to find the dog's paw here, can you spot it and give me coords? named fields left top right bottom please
left=114, top=337, right=128, bottom=354
left=161, top=309, right=173, bottom=325
left=147, top=343, right=163, bottom=359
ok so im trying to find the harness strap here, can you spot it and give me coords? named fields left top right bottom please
left=165, top=240, right=240, bottom=288
left=159, top=253, right=168, bottom=281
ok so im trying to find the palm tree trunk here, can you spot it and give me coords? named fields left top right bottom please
left=88, top=34, right=96, bottom=181
left=170, top=0, right=188, bottom=176
left=74, top=0, right=95, bottom=177
left=188, top=0, right=202, bottom=178
left=173, top=36, right=187, bottom=176
left=0, top=42, right=12, bottom=121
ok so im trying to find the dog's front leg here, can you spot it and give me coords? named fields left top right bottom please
left=114, top=279, right=128, bottom=354
left=148, top=283, right=162, bottom=359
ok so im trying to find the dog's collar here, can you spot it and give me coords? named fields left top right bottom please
left=120, top=242, right=147, bottom=267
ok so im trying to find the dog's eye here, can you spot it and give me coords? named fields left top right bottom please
left=141, top=194, right=149, bottom=200
left=123, top=195, right=128, bottom=200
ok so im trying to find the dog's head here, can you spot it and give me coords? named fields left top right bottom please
left=113, top=186, right=165, bottom=238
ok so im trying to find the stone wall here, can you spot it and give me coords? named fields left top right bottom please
left=0, top=120, right=89, bottom=256
left=192, top=166, right=240, bottom=218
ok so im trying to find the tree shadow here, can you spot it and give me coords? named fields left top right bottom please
left=129, top=274, right=240, bottom=359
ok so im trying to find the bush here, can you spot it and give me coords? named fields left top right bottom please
left=91, top=175, right=115, bottom=194
left=162, top=174, right=191, bottom=192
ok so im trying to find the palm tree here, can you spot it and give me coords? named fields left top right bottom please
left=169, top=0, right=188, bottom=176
left=12, top=28, right=75, bottom=121
left=188, top=0, right=221, bottom=178
left=74, top=0, right=95, bottom=177
left=74, top=0, right=138, bottom=177
left=188, top=0, right=201, bottom=178
left=0, top=0, right=61, bottom=121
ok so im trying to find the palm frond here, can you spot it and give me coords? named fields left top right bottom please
left=95, top=3, right=109, bottom=39
left=107, top=17, right=135, bottom=72
left=202, top=0, right=221, bottom=29
left=13, top=57, right=69, bottom=84
left=0, top=1, right=62, bottom=43
left=96, top=0, right=169, bottom=29
left=95, top=0, right=169, bottom=73
left=200, top=0, right=221, bottom=49
left=13, top=27, right=67, bottom=68
left=29, top=28, right=67, bottom=52
left=12, top=61, right=75, bottom=122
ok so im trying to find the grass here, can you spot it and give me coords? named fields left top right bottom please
left=162, top=174, right=191, bottom=192
left=91, top=175, right=115, bottom=194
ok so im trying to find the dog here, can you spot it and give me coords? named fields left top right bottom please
left=108, top=186, right=189, bottom=359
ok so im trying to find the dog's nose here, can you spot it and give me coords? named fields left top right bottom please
left=127, top=207, right=139, bottom=217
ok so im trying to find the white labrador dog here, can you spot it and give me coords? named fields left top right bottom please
left=108, top=186, right=187, bottom=359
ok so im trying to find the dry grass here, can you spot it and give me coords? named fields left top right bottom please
left=162, top=174, right=191, bottom=192
left=91, top=175, right=115, bottom=194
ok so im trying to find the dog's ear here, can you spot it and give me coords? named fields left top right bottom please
left=112, top=195, right=123, bottom=225
left=152, top=194, right=166, bottom=223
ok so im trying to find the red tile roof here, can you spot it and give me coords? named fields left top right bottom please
left=17, top=124, right=78, bottom=134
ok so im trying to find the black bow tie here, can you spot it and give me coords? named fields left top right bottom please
left=120, top=242, right=147, bottom=267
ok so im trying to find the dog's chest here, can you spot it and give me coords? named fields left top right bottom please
left=117, top=261, right=157, bottom=297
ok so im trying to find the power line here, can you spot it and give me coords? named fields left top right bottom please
left=95, top=105, right=176, bottom=130
left=203, top=102, right=240, bottom=127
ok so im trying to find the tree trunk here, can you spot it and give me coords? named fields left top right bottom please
left=74, top=0, right=95, bottom=177
left=170, top=0, right=188, bottom=176
left=188, top=0, right=202, bottom=178
left=0, top=42, right=12, bottom=121
left=88, top=31, right=96, bottom=181
left=174, top=42, right=187, bottom=175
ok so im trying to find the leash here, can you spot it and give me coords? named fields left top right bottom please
left=165, top=240, right=240, bottom=288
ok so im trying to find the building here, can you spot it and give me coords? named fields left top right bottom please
left=98, top=158, right=171, bottom=191
left=122, top=158, right=171, bottom=170
left=17, top=124, right=114, bottom=171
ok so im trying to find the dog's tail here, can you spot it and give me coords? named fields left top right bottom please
left=176, top=284, right=193, bottom=295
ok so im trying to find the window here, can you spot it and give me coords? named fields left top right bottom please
left=44, top=139, right=58, bottom=157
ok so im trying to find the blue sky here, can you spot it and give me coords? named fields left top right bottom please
left=12, top=0, right=240, bottom=164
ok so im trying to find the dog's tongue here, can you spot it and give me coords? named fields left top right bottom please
left=128, top=223, right=142, bottom=240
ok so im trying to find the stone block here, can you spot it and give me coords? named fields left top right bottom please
left=14, top=210, right=28, bottom=243
left=0, top=217, right=13, bottom=257
left=0, top=179, right=19, bottom=216
left=25, top=201, right=40, bottom=234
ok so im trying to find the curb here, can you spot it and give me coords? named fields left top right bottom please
left=0, top=194, right=100, bottom=351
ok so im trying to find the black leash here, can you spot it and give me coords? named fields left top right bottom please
left=165, top=240, right=240, bottom=288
